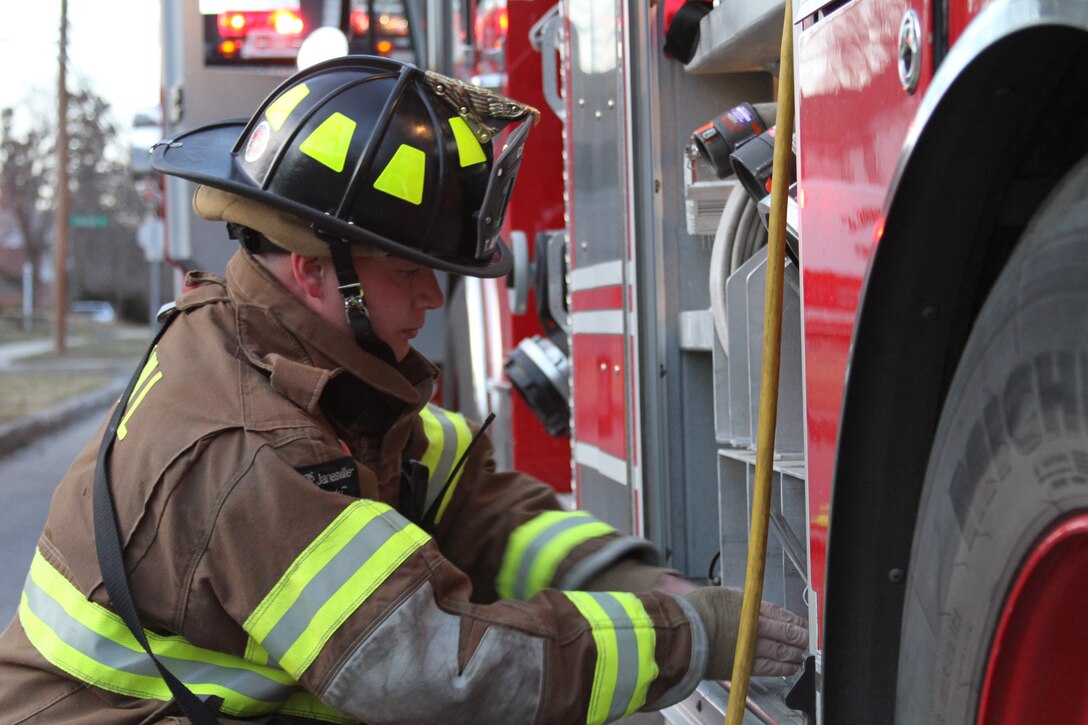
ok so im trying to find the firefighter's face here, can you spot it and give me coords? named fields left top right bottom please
left=353, top=255, right=445, bottom=361
left=289, top=252, right=444, bottom=361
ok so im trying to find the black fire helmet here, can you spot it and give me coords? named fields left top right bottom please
left=150, top=55, right=539, bottom=279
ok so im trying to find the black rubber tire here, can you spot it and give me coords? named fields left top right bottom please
left=895, top=156, right=1088, bottom=724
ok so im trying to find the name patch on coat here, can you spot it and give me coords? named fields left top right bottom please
left=296, top=457, right=360, bottom=497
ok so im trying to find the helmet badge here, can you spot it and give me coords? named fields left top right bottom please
left=244, top=121, right=272, bottom=163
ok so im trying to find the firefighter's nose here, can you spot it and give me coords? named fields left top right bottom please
left=417, top=268, right=444, bottom=310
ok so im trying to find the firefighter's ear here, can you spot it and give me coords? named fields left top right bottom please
left=289, top=253, right=333, bottom=302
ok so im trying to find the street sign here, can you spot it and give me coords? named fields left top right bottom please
left=69, top=214, right=111, bottom=228
left=137, top=218, right=165, bottom=263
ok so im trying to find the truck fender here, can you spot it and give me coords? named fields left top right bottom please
left=822, top=1, right=1088, bottom=721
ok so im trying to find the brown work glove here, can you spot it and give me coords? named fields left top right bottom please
left=583, top=558, right=679, bottom=593
left=682, top=588, right=808, bottom=680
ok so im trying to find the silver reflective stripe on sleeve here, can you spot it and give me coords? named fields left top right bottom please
left=564, top=591, right=659, bottom=725
left=418, top=404, right=471, bottom=523
left=322, top=581, right=544, bottom=723
left=18, top=550, right=350, bottom=722
left=497, top=510, right=616, bottom=600
left=645, top=594, right=707, bottom=711
left=558, top=536, right=660, bottom=591
left=245, top=499, right=430, bottom=680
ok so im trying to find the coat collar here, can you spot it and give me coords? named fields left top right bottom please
left=224, top=250, right=438, bottom=416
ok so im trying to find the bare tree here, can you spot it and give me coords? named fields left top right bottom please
left=0, top=87, right=149, bottom=321
left=0, top=106, right=53, bottom=310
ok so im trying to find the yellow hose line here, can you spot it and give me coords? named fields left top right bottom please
left=724, top=1, right=795, bottom=723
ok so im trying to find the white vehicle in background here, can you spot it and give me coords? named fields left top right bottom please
left=70, top=300, right=117, bottom=323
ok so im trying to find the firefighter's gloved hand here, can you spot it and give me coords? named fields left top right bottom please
left=682, top=588, right=808, bottom=680
left=682, top=587, right=742, bottom=680
left=752, top=599, right=808, bottom=676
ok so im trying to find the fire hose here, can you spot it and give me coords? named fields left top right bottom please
left=724, top=1, right=795, bottom=723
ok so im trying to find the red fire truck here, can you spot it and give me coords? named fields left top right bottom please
left=445, top=0, right=1088, bottom=721
left=159, top=0, right=1088, bottom=721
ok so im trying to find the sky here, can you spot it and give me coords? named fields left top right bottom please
left=0, top=1, right=162, bottom=134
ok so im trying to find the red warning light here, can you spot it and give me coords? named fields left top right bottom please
left=350, top=9, right=370, bottom=35
left=271, top=9, right=304, bottom=35
left=217, top=12, right=251, bottom=38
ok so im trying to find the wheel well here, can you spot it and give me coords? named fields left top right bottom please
left=822, top=23, right=1088, bottom=723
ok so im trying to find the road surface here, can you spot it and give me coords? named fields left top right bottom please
left=0, top=411, right=107, bottom=625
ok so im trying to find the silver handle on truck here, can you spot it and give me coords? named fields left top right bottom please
left=529, top=5, right=565, bottom=121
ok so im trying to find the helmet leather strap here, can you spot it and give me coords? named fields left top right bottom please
left=326, top=236, right=396, bottom=364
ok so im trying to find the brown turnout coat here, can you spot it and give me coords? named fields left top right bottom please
left=0, top=250, right=707, bottom=724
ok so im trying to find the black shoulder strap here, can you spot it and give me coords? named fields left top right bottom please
left=421, top=412, right=495, bottom=530
left=92, top=310, right=222, bottom=724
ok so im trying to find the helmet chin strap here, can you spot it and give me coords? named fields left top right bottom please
left=326, top=238, right=397, bottom=365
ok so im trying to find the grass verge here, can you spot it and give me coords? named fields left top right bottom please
left=23, top=336, right=150, bottom=362
left=0, top=372, right=114, bottom=424
left=0, top=320, right=146, bottom=426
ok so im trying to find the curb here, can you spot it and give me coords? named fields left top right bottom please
left=0, top=378, right=128, bottom=460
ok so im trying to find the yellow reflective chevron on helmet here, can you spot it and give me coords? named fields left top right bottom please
left=299, top=112, right=357, bottom=172
left=374, top=144, right=426, bottom=204
left=449, top=117, right=487, bottom=168
left=266, top=84, right=310, bottom=132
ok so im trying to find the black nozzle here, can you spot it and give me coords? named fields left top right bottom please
left=691, top=102, right=774, bottom=179
left=730, top=125, right=796, bottom=202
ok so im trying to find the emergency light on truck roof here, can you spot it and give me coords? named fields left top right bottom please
left=215, top=9, right=303, bottom=37
left=199, top=0, right=296, bottom=12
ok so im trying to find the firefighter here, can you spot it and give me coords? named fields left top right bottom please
left=0, top=57, right=806, bottom=723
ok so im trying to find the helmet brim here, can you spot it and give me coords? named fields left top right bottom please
left=150, top=121, right=512, bottom=278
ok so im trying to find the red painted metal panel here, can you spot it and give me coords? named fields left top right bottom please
left=501, top=0, right=572, bottom=492
left=571, top=285, right=624, bottom=311
left=796, top=0, right=930, bottom=612
left=948, top=0, right=988, bottom=48
left=571, top=333, right=628, bottom=460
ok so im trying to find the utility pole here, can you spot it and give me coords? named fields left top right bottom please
left=53, top=0, right=70, bottom=354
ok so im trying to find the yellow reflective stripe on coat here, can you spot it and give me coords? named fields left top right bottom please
left=496, top=511, right=616, bottom=600
left=18, top=550, right=353, bottom=722
left=279, top=691, right=356, bottom=723
left=564, top=591, right=659, bottom=725
left=245, top=499, right=430, bottom=680
left=418, top=404, right=471, bottom=523
left=117, top=346, right=163, bottom=441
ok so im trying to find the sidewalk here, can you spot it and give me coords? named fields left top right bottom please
left=0, top=325, right=150, bottom=459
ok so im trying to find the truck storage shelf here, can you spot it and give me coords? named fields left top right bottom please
left=684, top=0, right=785, bottom=75
left=676, top=678, right=806, bottom=723
left=718, top=447, right=807, bottom=480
